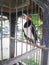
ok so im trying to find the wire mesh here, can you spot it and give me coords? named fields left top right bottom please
left=21, top=49, right=41, bottom=65
left=15, top=0, right=18, bottom=57
left=26, top=2, right=28, bottom=52
left=0, top=0, right=46, bottom=65
left=9, top=1, right=12, bottom=59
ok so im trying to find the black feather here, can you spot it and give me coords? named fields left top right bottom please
left=24, top=20, right=31, bottom=28
left=23, top=19, right=37, bottom=43
left=18, top=62, right=23, bottom=65
left=31, top=25, right=35, bottom=36
left=31, top=25, right=37, bottom=41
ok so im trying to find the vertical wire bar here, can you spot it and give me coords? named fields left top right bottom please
left=34, top=53, right=36, bottom=63
left=38, top=50, right=40, bottom=65
left=39, top=50, right=41, bottom=65
left=16, top=0, right=18, bottom=57
left=36, top=4, right=38, bottom=44
left=26, top=2, right=29, bottom=52
left=41, top=10, right=44, bottom=45
left=31, top=1, right=35, bottom=49
left=31, top=1, right=34, bottom=14
left=40, top=8, right=42, bottom=44
left=34, top=2, right=36, bottom=45
left=36, top=6, right=39, bottom=63
left=40, top=9, right=42, bottom=21
left=1, top=6, right=3, bottom=64
left=36, top=52, right=37, bottom=63
left=35, top=53, right=37, bottom=62
left=34, top=2, right=36, bottom=14
left=21, top=0, right=24, bottom=55
left=40, top=9, right=44, bottom=65
left=40, top=9, right=43, bottom=43
left=38, top=7, right=42, bottom=45
left=38, top=6, right=40, bottom=44
left=30, top=0, right=34, bottom=50
left=3, top=20, right=5, bottom=38
left=37, top=6, right=41, bottom=65
left=37, top=51, right=39, bottom=64
left=40, top=50, right=41, bottom=65
left=38, top=6, right=42, bottom=65
left=9, top=2, right=11, bottom=59
left=30, top=0, right=32, bottom=50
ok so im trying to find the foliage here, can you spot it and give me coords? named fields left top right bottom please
left=32, top=14, right=43, bottom=39
left=22, top=57, right=39, bottom=65
left=32, top=14, right=43, bottom=26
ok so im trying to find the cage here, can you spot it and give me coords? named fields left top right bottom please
left=0, top=0, right=49, bottom=65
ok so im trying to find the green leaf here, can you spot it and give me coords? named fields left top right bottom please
left=22, top=57, right=39, bottom=65
left=32, top=14, right=43, bottom=26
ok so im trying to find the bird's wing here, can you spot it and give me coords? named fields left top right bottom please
left=24, top=20, right=31, bottom=28
left=31, top=25, right=37, bottom=40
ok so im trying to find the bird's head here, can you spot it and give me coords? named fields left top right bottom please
left=22, top=14, right=32, bottom=28
left=27, top=15, right=32, bottom=21
left=23, top=14, right=32, bottom=21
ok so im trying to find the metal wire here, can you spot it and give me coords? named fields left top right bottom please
left=21, top=0, right=24, bottom=56
left=31, top=0, right=34, bottom=14
left=0, top=2, right=47, bottom=65
left=0, top=1, right=48, bottom=65
left=9, top=2, right=11, bottom=58
left=34, top=2, right=36, bottom=44
left=1, top=6, right=3, bottom=64
left=15, top=0, right=18, bottom=57
left=10, top=37, right=49, bottom=50
left=38, top=6, right=42, bottom=45
left=30, top=1, right=34, bottom=50
left=30, top=4, right=32, bottom=50
left=40, top=8, right=43, bottom=45
left=42, top=10, right=44, bottom=46
left=26, top=3, right=29, bottom=52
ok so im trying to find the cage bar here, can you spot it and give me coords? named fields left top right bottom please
left=1, top=6, right=3, bottom=64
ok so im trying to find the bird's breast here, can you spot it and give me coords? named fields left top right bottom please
left=23, top=25, right=34, bottom=40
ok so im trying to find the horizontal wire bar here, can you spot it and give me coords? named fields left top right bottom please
left=10, top=37, right=49, bottom=50
left=0, top=3, right=29, bottom=10
left=3, top=48, right=40, bottom=65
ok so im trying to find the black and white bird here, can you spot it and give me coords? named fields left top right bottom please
left=14, top=61, right=26, bottom=65
left=23, top=14, right=37, bottom=44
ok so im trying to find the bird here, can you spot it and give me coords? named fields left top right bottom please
left=18, top=61, right=26, bottom=65
left=23, top=14, right=37, bottom=44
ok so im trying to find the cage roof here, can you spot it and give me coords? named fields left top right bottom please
left=0, top=0, right=30, bottom=12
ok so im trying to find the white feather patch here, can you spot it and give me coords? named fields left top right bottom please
left=23, top=25, right=35, bottom=41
